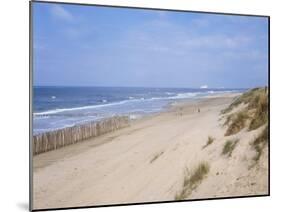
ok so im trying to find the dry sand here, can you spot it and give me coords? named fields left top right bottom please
left=33, top=94, right=268, bottom=209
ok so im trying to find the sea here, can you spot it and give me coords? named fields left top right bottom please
left=33, top=86, right=245, bottom=135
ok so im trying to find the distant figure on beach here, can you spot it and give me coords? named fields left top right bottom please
left=198, top=108, right=200, bottom=113
left=179, top=107, right=183, bottom=116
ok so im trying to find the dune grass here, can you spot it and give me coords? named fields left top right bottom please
left=249, top=93, right=268, bottom=130
left=251, top=126, right=268, bottom=162
left=223, top=114, right=233, bottom=127
left=221, top=87, right=266, bottom=114
left=222, top=138, right=239, bottom=157
left=202, top=136, right=215, bottom=149
left=175, top=162, right=210, bottom=200
left=150, top=151, right=164, bottom=163
left=224, top=111, right=249, bottom=136
left=221, top=87, right=268, bottom=136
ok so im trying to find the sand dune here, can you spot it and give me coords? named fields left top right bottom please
left=33, top=94, right=268, bottom=209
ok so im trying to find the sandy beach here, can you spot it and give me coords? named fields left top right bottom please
left=33, top=93, right=268, bottom=209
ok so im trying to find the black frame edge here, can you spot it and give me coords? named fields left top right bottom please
left=29, top=1, right=34, bottom=211
left=32, top=194, right=270, bottom=212
left=31, top=0, right=270, bottom=18
left=267, top=16, right=270, bottom=196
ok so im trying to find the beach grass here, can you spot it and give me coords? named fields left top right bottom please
left=221, top=87, right=267, bottom=114
left=150, top=151, right=164, bottom=163
left=222, top=138, right=239, bottom=157
left=248, top=93, right=268, bottom=130
left=222, top=87, right=268, bottom=136
left=202, top=136, right=215, bottom=149
left=224, top=111, right=249, bottom=136
left=223, top=114, right=233, bottom=126
left=175, top=162, right=210, bottom=200
left=251, top=126, right=268, bottom=162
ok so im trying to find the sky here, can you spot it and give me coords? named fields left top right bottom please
left=33, top=2, right=268, bottom=88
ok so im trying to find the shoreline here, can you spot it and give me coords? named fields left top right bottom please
left=33, top=91, right=244, bottom=135
left=32, top=93, right=242, bottom=155
left=33, top=92, right=268, bottom=209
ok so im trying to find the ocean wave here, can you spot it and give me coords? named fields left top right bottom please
left=149, top=92, right=198, bottom=101
left=34, top=90, right=238, bottom=117
left=165, top=92, right=174, bottom=95
left=34, top=115, right=50, bottom=119
left=170, top=92, right=199, bottom=99
left=34, top=101, right=129, bottom=116
left=34, top=97, right=151, bottom=116
left=129, top=114, right=142, bottom=120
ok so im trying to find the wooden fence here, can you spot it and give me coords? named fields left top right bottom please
left=32, top=116, right=130, bottom=155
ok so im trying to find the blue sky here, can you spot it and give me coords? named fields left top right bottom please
left=33, top=2, right=268, bottom=88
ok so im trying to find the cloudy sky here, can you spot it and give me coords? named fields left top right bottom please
left=33, top=2, right=268, bottom=88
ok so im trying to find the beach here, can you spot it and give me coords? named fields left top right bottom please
left=33, top=93, right=268, bottom=209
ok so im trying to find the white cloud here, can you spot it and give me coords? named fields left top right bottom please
left=117, top=18, right=252, bottom=57
left=50, top=5, right=73, bottom=22
left=181, top=35, right=251, bottom=49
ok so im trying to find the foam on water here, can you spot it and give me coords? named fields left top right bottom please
left=33, top=87, right=244, bottom=134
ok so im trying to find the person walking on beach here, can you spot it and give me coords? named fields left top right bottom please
left=198, top=108, right=200, bottom=113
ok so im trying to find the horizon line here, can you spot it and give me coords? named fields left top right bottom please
left=33, top=85, right=262, bottom=89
